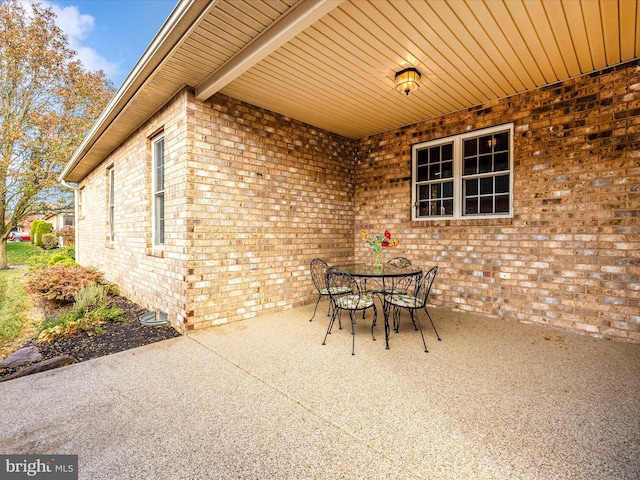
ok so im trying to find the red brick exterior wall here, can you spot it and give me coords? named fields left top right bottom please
left=356, top=60, right=640, bottom=342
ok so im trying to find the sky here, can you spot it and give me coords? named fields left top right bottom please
left=38, top=0, right=177, bottom=89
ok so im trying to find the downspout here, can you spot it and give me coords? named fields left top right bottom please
left=59, top=179, right=79, bottom=259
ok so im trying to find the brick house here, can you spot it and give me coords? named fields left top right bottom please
left=61, top=0, right=639, bottom=341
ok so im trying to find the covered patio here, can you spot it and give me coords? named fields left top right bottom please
left=1, top=305, right=638, bottom=479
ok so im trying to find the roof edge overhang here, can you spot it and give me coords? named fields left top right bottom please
left=60, top=0, right=212, bottom=183
left=60, top=0, right=344, bottom=184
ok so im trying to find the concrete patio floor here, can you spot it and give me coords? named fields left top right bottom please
left=1, top=304, right=639, bottom=479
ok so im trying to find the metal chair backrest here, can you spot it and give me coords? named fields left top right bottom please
left=413, top=266, right=438, bottom=307
left=325, top=268, right=366, bottom=308
left=310, top=258, right=329, bottom=292
left=388, top=256, right=412, bottom=267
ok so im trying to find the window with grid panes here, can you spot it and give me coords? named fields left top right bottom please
left=412, top=124, right=513, bottom=220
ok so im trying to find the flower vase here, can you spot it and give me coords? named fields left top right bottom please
left=373, top=250, right=382, bottom=269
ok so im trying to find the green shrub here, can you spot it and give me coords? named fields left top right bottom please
left=37, top=302, right=124, bottom=342
left=25, top=264, right=105, bottom=303
left=30, top=220, right=42, bottom=245
left=47, top=254, right=76, bottom=267
left=35, top=221, right=53, bottom=247
left=73, top=281, right=109, bottom=314
left=60, top=246, right=75, bottom=260
left=27, top=247, right=76, bottom=271
left=41, top=233, right=58, bottom=250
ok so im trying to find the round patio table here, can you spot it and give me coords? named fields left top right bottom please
left=333, top=263, right=422, bottom=349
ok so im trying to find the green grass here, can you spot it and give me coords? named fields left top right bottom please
left=0, top=268, right=34, bottom=348
left=7, top=241, right=40, bottom=265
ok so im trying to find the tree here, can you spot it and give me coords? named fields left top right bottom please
left=0, top=0, right=114, bottom=268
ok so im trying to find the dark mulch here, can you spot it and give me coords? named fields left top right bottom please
left=0, top=296, right=180, bottom=381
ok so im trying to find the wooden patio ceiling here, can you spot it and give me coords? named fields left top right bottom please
left=62, top=0, right=640, bottom=183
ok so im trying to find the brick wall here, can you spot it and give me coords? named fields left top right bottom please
left=356, top=60, right=640, bottom=342
left=79, top=88, right=356, bottom=333
left=79, top=61, right=638, bottom=341
left=78, top=90, right=191, bottom=331
left=183, top=91, right=355, bottom=330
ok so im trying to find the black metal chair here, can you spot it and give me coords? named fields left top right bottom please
left=387, top=256, right=412, bottom=267
left=323, top=268, right=377, bottom=355
left=384, top=266, right=441, bottom=352
left=309, top=259, right=349, bottom=322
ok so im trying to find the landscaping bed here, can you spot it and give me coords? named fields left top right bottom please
left=0, top=295, right=180, bottom=381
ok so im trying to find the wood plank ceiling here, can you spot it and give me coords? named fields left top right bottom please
left=63, top=0, right=640, bottom=182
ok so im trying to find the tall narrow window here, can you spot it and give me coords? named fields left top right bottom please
left=78, top=187, right=84, bottom=218
left=108, top=167, right=115, bottom=241
left=152, top=134, right=165, bottom=245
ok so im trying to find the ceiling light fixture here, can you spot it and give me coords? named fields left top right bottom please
left=395, top=67, right=421, bottom=96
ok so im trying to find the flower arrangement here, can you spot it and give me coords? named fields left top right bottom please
left=361, top=230, right=399, bottom=267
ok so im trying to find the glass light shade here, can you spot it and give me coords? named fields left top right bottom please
left=395, top=67, right=421, bottom=96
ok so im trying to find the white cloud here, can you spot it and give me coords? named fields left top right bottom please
left=32, top=1, right=121, bottom=78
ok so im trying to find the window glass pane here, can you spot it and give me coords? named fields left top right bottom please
left=417, top=149, right=429, bottom=166
left=495, top=152, right=509, bottom=171
left=442, top=198, right=453, bottom=216
left=494, top=131, right=509, bottom=152
left=479, top=155, right=493, bottom=173
left=442, top=161, right=453, bottom=178
left=418, top=202, right=429, bottom=217
left=154, top=138, right=164, bottom=192
left=464, top=158, right=477, bottom=175
left=495, top=195, right=510, bottom=213
left=443, top=181, right=453, bottom=198
left=429, top=163, right=441, bottom=180
left=155, top=194, right=164, bottom=244
left=417, top=165, right=429, bottom=182
left=480, top=196, right=493, bottom=213
left=418, top=185, right=430, bottom=199
left=429, top=146, right=440, bottom=163
left=465, top=178, right=478, bottom=196
left=479, top=135, right=493, bottom=154
left=495, top=175, right=510, bottom=193
left=442, top=142, right=453, bottom=160
left=465, top=197, right=478, bottom=214
left=480, top=177, right=493, bottom=194
left=463, top=138, right=477, bottom=158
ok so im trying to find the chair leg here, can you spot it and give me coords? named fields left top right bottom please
left=309, top=294, right=323, bottom=321
left=322, top=308, right=339, bottom=345
left=350, top=311, right=356, bottom=355
left=393, top=305, right=401, bottom=333
left=410, top=310, right=428, bottom=353
left=370, top=305, right=378, bottom=342
left=424, top=306, right=441, bottom=341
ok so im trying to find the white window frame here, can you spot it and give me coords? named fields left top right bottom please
left=108, top=167, right=115, bottom=241
left=412, top=124, right=514, bottom=221
left=152, top=133, right=165, bottom=246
